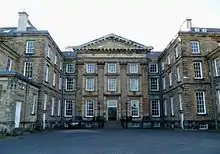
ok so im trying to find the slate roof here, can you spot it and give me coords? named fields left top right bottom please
left=147, top=51, right=162, bottom=59
left=190, top=27, right=220, bottom=33
left=62, top=51, right=77, bottom=59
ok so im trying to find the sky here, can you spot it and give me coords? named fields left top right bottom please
left=1, top=0, right=220, bottom=51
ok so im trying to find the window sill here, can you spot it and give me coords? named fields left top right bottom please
left=197, top=113, right=207, bottom=116
left=194, top=78, right=204, bottom=80
left=171, top=114, right=175, bottom=117
left=85, top=90, right=95, bottom=92
left=152, top=115, right=160, bottom=118
left=85, top=116, right=94, bottom=118
left=65, top=90, right=74, bottom=92
left=30, top=113, right=35, bottom=116
left=25, top=52, right=35, bottom=55
left=151, top=89, right=159, bottom=92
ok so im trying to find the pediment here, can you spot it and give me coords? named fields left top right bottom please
left=69, top=33, right=152, bottom=51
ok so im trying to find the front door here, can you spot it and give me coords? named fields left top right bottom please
left=108, top=107, right=117, bottom=121
left=107, top=100, right=117, bottom=121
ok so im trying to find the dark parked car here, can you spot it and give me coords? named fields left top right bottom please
left=65, top=117, right=85, bottom=129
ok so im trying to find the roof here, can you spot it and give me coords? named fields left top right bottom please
left=0, top=27, right=38, bottom=33
left=62, top=51, right=77, bottom=59
left=67, top=33, right=153, bottom=51
left=0, top=71, right=40, bottom=88
left=147, top=51, right=162, bottom=59
left=191, top=27, right=220, bottom=33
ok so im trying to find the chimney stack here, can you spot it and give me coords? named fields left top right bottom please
left=180, top=18, right=192, bottom=32
left=17, top=12, right=29, bottom=31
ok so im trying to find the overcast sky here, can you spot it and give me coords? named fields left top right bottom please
left=1, top=0, right=220, bottom=51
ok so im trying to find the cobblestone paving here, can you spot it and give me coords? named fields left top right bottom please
left=0, top=129, right=220, bottom=154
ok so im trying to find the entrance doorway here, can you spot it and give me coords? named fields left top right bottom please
left=107, top=100, right=117, bottom=121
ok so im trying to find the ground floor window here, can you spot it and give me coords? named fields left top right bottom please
left=151, top=99, right=160, bottom=117
left=85, top=100, right=94, bottom=117
left=130, top=100, right=139, bottom=117
left=64, top=100, right=73, bottom=117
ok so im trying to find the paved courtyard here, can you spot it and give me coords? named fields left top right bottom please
left=0, top=129, right=220, bottom=154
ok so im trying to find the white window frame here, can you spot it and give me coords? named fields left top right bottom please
left=54, top=55, right=57, bottom=64
left=6, top=58, right=12, bottom=71
left=218, top=90, right=220, bottom=106
left=85, top=100, right=94, bottom=117
left=59, top=77, right=62, bottom=90
left=179, top=94, right=183, bottom=111
left=150, top=78, right=159, bottom=91
left=60, top=61, right=63, bottom=70
left=65, top=78, right=75, bottom=91
left=26, top=40, right=35, bottom=53
left=175, top=46, right=179, bottom=58
left=107, top=77, right=117, bottom=91
left=66, top=64, right=75, bottom=73
left=169, top=72, right=172, bottom=86
left=129, top=63, right=138, bottom=73
left=190, top=41, right=200, bottom=53
left=164, top=99, right=167, bottom=116
left=193, top=62, right=203, bottom=79
left=47, top=46, right=51, bottom=58
left=31, top=94, right=37, bottom=115
left=129, top=78, right=139, bottom=92
left=58, top=99, right=61, bottom=116
left=162, top=76, right=166, bottom=90
left=43, top=94, right=47, bottom=110
left=64, top=100, right=73, bottom=117
left=214, top=59, right=220, bottom=76
left=86, top=63, right=96, bottom=73
left=24, top=62, right=33, bottom=79
left=149, top=63, right=158, bottom=73
left=170, top=97, right=174, bottom=116
left=130, top=100, right=139, bottom=117
left=86, top=77, right=95, bottom=91
left=53, top=72, right=56, bottom=87
left=167, top=55, right=171, bottom=65
left=177, top=66, right=181, bottom=82
left=51, top=97, right=55, bottom=116
left=107, top=63, right=117, bottom=73
left=161, top=61, right=165, bottom=71
left=196, top=91, right=206, bottom=114
left=151, top=99, right=160, bottom=117
left=45, top=65, right=49, bottom=82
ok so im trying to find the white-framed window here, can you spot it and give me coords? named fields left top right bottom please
left=164, top=99, right=167, bottom=116
left=151, top=99, right=160, bottom=117
left=58, top=99, right=61, bottom=116
left=53, top=72, right=56, bottom=86
left=175, top=46, right=179, bottom=58
left=130, top=100, right=139, bottom=117
left=214, top=58, right=220, bottom=76
left=66, top=64, right=75, bottom=73
left=51, top=97, right=55, bottom=116
left=150, top=78, right=159, bottom=91
left=66, top=77, right=75, bottom=91
left=149, top=63, right=158, bottom=73
left=190, top=41, right=200, bottom=53
left=64, top=100, right=73, bottom=117
left=107, top=63, right=117, bottom=73
left=179, top=94, right=183, bottom=111
left=85, top=100, right=94, bottom=117
left=6, top=58, right=12, bottom=71
left=86, top=77, right=95, bottom=91
left=24, top=62, right=33, bottom=79
left=170, top=96, right=174, bottom=116
left=60, top=61, right=63, bottom=70
left=196, top=91, right=206, bottom=114
left=169, top=72, right=172, bottom=86
left=177, top=66, right=181, bottom=82
left=218, top=90, right=220, bottom=106
left=129, top=78, right=139, bottom=91
left=45, top=65, right=49, bottom=82
left=162, top=76, right=166, bottom=90
left=86, top=63, right=96, bottom=73
left=193, top=62, right=203, bottom=79
left=31, top=94, right=37, bottom=115
left=43, top=93, right=47, bottom=110
left=26, top=40, right=35, bottom=53
left=59, top=77, right=62, bottom=90
left=47, top=46, right=51, bottom=58
left=161, top=61, right=165, bottom=71
left=129, top=63, right=138, bottom=73
left=54, top=55, right=57, bottom=64
left=107, top=77, right=117, bottom=91
left=167, top=55, right=171, bottom=65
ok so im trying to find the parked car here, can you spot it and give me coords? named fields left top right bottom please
left=65, top=117, right=85, bottom=129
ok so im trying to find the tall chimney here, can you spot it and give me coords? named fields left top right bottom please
left=17, top=12, right=29, bottom=31
left=186, top=19, right=192, bottom=30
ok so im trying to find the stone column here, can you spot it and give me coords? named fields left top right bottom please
left=97, top=62, right=105, bottom=117
left=140, top=61, right=149, bottom=117
left=120, top=62, right=127, bottom=117
left=75, top=61, right=84, bottom=117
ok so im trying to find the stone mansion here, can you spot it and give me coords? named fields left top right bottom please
left=1, top=12, right=220, bottom=132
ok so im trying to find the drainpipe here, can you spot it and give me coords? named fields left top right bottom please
left=208, top=59, right=218, bottom=130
